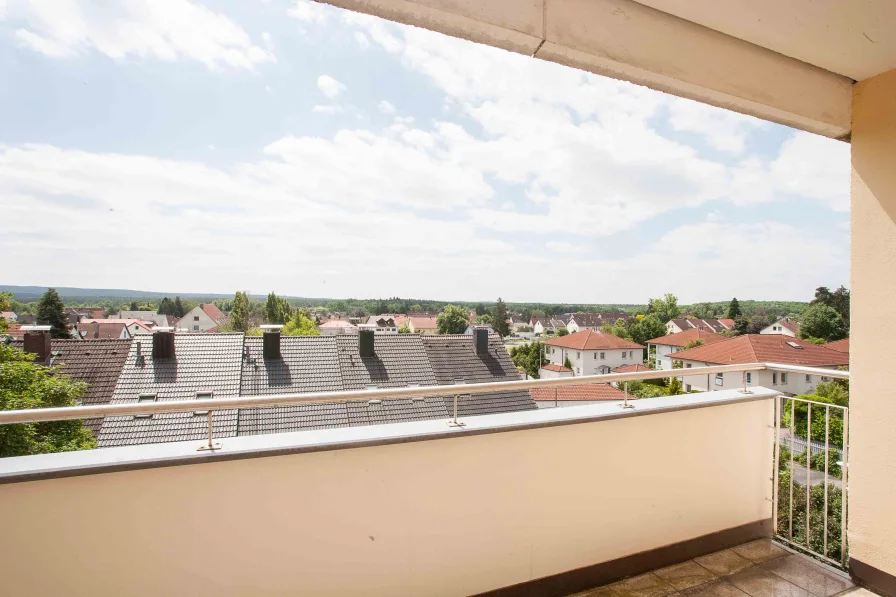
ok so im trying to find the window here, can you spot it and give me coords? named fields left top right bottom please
left=194, top=391, right=214, bottom=416
left=772, top=372, right=778, bottom=385
left=576, top=367, right=580, bottom=375
left=685, top=384, right=692, bottom=392
left=622, top=351, right=627, bottom=359
left=686, top=363, right=692, bottom=368
left=600, top=352, right=605, bottom=360
left=593, top=353, right=597, bottom=359
left=715, top=373, right=723, bottom=386
left=194, top=316, right=199, bottom=321
left=821, top=376, right=832, bottom=382
left=781, top=373, right=788, bottom=384
left=806, top=375, right=811, bottom=383
left=746, top=373, right=752, bottom=383
left=576, top=352, right=580, bottom=359
left=630, top=351, right=634, bottom=358
left=135, top=393, right=156, bottom=419
left=193, top=325, right=199, bottom=331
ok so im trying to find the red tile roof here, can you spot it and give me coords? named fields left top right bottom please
left=530, top=384, right=626, bottom=402
left=647, top=328, right=729, bottom=347
left=541, top=363, right=572, bottom=372
left=612, top=363, right=652, bottom=373
left=410, top=316, right=438, bottom=329
left=545, top=328, right=643, bottom=350
left=2, top=324, right=25, bottom=339
left=76, top=321, right=128, bottom=339
left=670, top=334, right=849, bottom=367
left=201, top=303, right=227, bottom=323
left=824, top=338, right=850, bottom=353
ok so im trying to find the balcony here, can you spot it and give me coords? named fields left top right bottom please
left=0, top=364, right=854, bottom=596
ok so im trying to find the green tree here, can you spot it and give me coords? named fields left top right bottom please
left=397, top=324, right=411, bottom=334
left=477, top=313, right=493, bottom=326
left=680, top=339, right=704, bottom=350
left=264, top=292, right=293, bottom=325
left=157, top=297, right=175, bottom=316
left=647, top=293, right=681, bottom=323
left=173, top=296, right=186, bottom=318
left=0, top=292, right=11, bottom=334
left=812, top=286, right=850, bottom=329
left=727, top=297, right=742, bottom=319
left=509, top=341, right=545, bottom=379
left=492, top=297, right=511, bottom=338
left=563, top=356, right=572, bottom=370
left=667, top=376, right=684, bottom=395
left=37, top=288, right=71, bottom=339
left=282, top=308, right=320, bottom=336
left=629, top=314, right=666, bottom=345
left=798, top=304, right=846, bottom=342
left=410, top=304, right=423, bottom=312
left=437, top=305, right=470, bottom=335
left=129, top=300, right=139, bottom=311
left=0, top=343, right=96, bottom=457
left=230, top=291, right=250, bottom=333
left=557, top=327, right=569, bottom=336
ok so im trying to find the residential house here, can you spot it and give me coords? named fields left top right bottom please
left=111, top=310, right=171, bottom=328
left=544, top=329, right=644, bottom=376
left=177, top=304, right=228, bottom=333
left=15, top=314, right=36, bottom=325
left=1, top=311, right=17, bottom=323
left=665, top=318, right=735, bottom=334
left=75, top=320, right=132, bottom=340
left=671, top=334, right=849, bottom=394
left=509, top=315, right=530, bottom=333
left=646, top=328, right=729, bottom=371
left=824, top=338, right=850, bottom=354
left=759, top=317, right=800, bottom=337
left=96, top=329, right=535, bottom=447
left=319, top=320, right=359, bottom=335
left=364, top=316, right=400, bottom=333
left=408, top=316, right=438, bottom=334
left=531, top=317, right=567, bottom=335
left=538, top=363, right=574, bottom=379
left=2, top=324, right=26, bottom=340
left=530, top=384, right=626, bottom=408
left=566, top=313, right=631, bottom=333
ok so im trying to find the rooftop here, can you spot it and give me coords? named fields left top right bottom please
left=824, top=338, right=850, bottom=353
left=612, top=363, right=653, bottom=373
left=647, top=328, right=730, bottom=347
left=530, top=383, right=626, bottom=402
left=546, top=328, right=644, bottom=350
left=670, top=334, right=849, bottom=368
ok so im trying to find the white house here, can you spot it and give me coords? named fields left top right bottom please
left=538, top=363, right=574, bottom=379
left=646, top=328, right=729, bottom=371
left=566, top=313, right=630, bottom=333
left=319, top=320, right=359, bottom=335
left=111, top=310, right=170, bottom=328
left=543, top=329, right=644, bottom=377
left=671, top=334, right=849, bottom=395
left=178, top=304, right=228, bottom=333
left=531, top=317, right=566, bottom=335
left=665, top=318, right=735, bottom=334
left=408, top=316, right=438, bottom=335
left=759, top=317, right=800, bottom=337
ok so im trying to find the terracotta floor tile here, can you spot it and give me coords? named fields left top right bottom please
left=607, top=573, right=678, bottom=597
left=694, top=550, right=755, bottom=577
left=732, top=540, right=789, bottom=564
left=761, top=555, right=853, bottom=597
left=682, top=579, right=751, bottom=597
left=727, top=566, right=811, bottom=597
left=655, top=561, right=719, bottom=590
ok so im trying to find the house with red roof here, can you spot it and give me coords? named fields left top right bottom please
left=530, top=384, right=626, bottom=408
left=177, top=304, right=229, bottom=333
left=824, top=338, right=850, bottom=354
left=646, top=328, right=729, bottom=371
left=538, top=363, right=574, bottom=379
left=759, top=317, right=800, bottom=337
left=543, top=329, right=644, bottom=377
left=666, top=318, right=735, bottom=334
left=670, top=334, right=848, bottom=395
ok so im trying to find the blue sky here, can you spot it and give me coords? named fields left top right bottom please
left=0, top=0, right=850, bottom=304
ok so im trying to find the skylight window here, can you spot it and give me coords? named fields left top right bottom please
left=134, top=393, right=157, bottom=419
left=194, top=391, right=214, bottom=416
left=786, top=341, right=803, bottom=349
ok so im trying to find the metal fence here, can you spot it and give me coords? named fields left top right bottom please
left=773, top=394, right=849, bottom=568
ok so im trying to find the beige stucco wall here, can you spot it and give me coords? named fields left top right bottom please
left=0, top=399, right=772, bottom=596
left=848, top=67, right=896, bottom=577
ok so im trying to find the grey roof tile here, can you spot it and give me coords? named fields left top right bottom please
left=96, top=334, right=243, bottom=448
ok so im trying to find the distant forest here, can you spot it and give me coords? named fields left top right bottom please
left=2, top=285, right=807, bottom=320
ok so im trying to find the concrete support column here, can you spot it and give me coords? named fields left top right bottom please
left=848, top=67, right=896, bottom=595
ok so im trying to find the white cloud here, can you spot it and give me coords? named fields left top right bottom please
left=546, top=241, right=585, bottom=254
left=261, top=31, right=274, bottom=52
left=4, top=0, right=275, bottom=70
left=772, top=132, right=850, bottom=212
left=377, top=100, right=395, bottom=114
left=287, top=0, right=329, bottom=23
left=354, top=31, right=369, bottom=50
left=317, top=74, right=346, bottom=99
left=311, top=105, right=342, bottom=114
left=667, top=96, right=768, bottom=154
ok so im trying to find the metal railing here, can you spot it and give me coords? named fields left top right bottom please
left=773, top=392, right=850, bottom=568
left=0, top=362, right=848, bottom=451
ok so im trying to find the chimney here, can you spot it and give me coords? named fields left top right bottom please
left=22, top=326, right=52, bottom=364
left=473, top=327, right=489, bottom=355
left=152, top=327, right=175, bottom=359
left=260, top=325, right=283, bottom=360
left=93, top=322, right=100, bottom=339
left=358, top=327, right=375, bottom=358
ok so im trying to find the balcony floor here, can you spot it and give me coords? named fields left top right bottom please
left=569, top=540, right=865, bottom=597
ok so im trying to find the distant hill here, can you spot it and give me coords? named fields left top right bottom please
left=1, top=285, right=251, bottom=301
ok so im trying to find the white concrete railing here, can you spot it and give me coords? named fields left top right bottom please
left=0, top=387, right=778, bottom=597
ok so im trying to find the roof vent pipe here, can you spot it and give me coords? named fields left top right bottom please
left=359, top=328, right=375, bottom=358
left=473, top=327, right=489, bottom=355
left=22, top=325, right=52, bottom=364
left=261, top=324, right=283, bottom=360
left=152, top=327, right=175, bottom=359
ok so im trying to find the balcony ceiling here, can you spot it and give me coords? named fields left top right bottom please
left=633, top=0, right=896, bottom=81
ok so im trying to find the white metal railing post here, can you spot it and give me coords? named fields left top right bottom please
left=772, top=394, right=781, bottom=535
left=619, top=381, right=633, bottom=409
left=841, top=406, right=850, bottom=568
